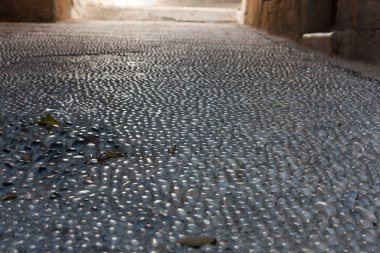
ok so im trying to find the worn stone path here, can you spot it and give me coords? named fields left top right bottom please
left=0, top=22, right=379, bottom=252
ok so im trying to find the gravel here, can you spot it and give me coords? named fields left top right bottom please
left=0, top=21, right=379, bottom=252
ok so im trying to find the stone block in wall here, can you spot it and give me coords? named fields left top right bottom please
left=355, top=0, right=380, bottom=30
left=245, top=0, right=301, bottom=37
left=335, top=29, right=380, bottom=64
left=0, top=0, right=72, bottom=22
left=300, top=0, right=332, bottom=34
left=0, top=0, right=54, bottom=22
left=355, top=30, right=380, bottom=63
left=244, top=0, right=262, bottom=26
left=334, top=0, right=380, bottom=63
left=336, top=0, right=380, bottom=31
left=55, top=0, right=73, bottom=21
left=245, top=0, right=333, bottom=38
left=334, top=30, right=357, bottom=59
left=262, top=0, right=300, bottom=36
left=336, top=0, right=354, bottom=29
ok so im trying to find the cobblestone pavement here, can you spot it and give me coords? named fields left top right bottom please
left=0, top=22, right=379, bottom=252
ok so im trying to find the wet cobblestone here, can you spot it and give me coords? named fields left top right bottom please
left=0, top=22, right=380, bottom=252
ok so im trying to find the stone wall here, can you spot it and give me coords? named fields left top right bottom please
left=0, top=0, right=72, bottom=22
left=0, top=0, right=54, bottom=22
left=334, top=0, right=380, bottom=62
left=245, top=0, right=333, bottom=38
left=55, top=0, right=73, bottom=21
left=245, top=0, right=380, bottom=63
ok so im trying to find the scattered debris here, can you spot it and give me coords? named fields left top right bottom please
left=104, top=150, right=124, bottom=158
left=97, top=150, right=124, bottom=163
left=176, top=235, right=217, bottom=248
left=168, top=145, right=176, bottom=155
left=0, top=195, right=17, bottom=201
left=353, top=206, right=378, bottom=224
left=36, top=114, right=61, bottom=127
left=20, top=154, right=33, bottom=163
left=83, top=135, right=100, bottom=145
left=185, top=188, right=200, bottom=199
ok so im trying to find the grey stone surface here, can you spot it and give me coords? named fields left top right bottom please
left=0, top=22, right=379, bottom=252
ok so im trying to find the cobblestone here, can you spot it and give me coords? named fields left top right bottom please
left=0, top=22, right=379, bottom=252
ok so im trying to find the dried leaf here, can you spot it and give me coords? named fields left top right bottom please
left=21, top=154, right=33, bottom=163
left=104, top=150, right=124, bottom=158
left=1, top=195, right=17, bottom=201
left=37, top=114, right=61, bottom=127
left=96, top=153, right=104, bottom=163
left=176, top=235, right=217, bottom=248
left=186, top=188, right=199, bottom=199
left=168, top=145, right=176, bottom=155
left=83, top=135, right=99, bottom=145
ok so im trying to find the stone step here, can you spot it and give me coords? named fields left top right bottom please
left=81, top=6, right=239, bottom=22
left=301, top=32, right=335, bottom=55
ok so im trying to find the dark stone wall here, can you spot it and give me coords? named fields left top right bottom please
left=245, top=0, right=333, bottom=38
left=334, top=0, right=380, bottom=62
left=245, top=0, right=380, bottom=63
left=0, top=0, right=54, bottom=22
left=0, top=0, right=72, bottom=22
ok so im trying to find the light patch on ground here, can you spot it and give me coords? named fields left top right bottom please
left=87, top=0, right=158, bottom=7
